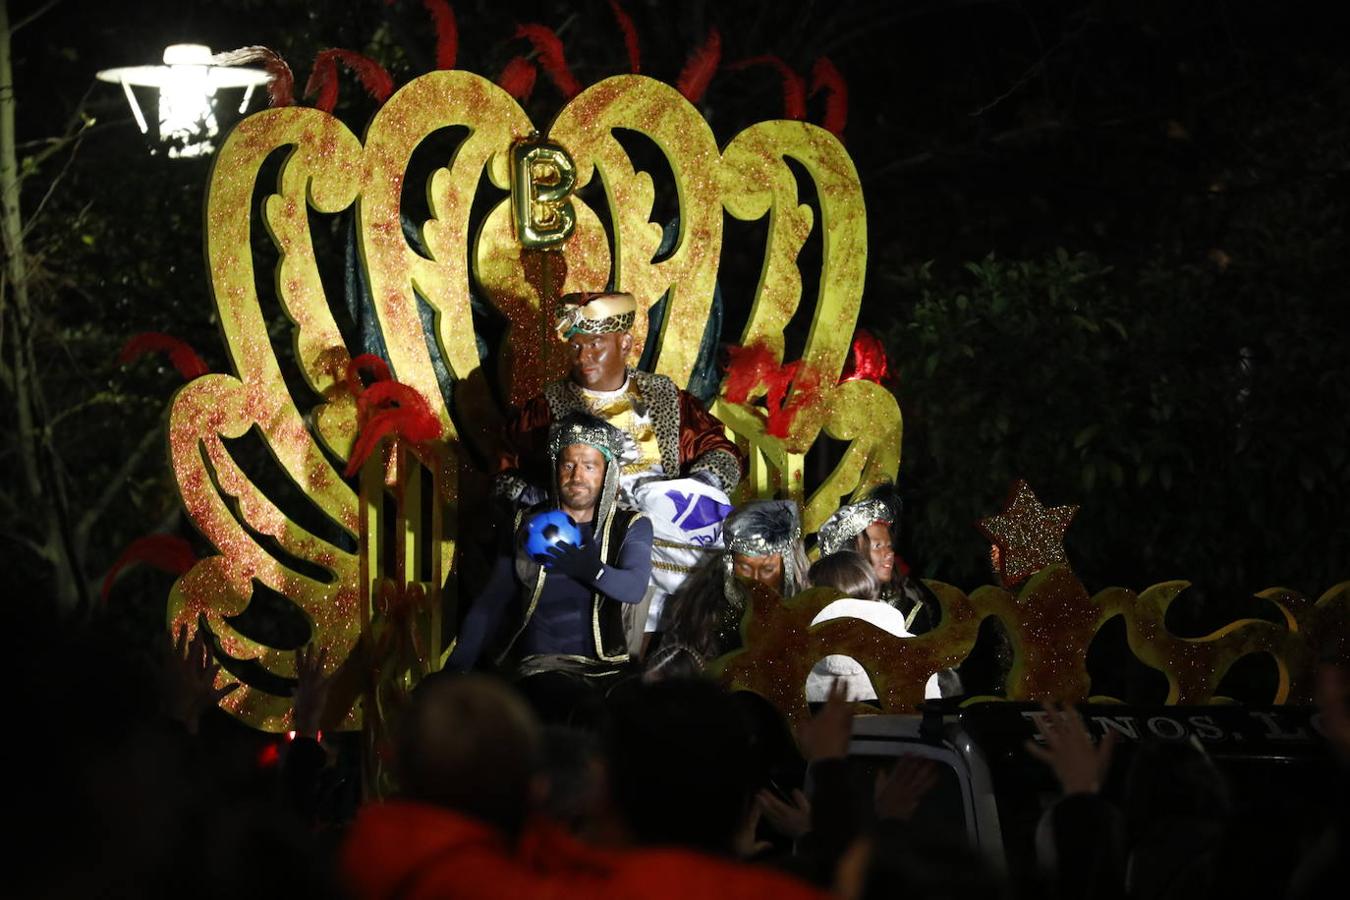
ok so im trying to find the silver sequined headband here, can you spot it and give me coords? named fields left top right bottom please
left=817, top=498, right=893, bottom=557
left=724, top=500, right=802, bottom=558
left=547, top=416, right=626, bottom=463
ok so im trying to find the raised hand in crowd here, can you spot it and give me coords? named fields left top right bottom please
left=1024, top=700, right=1117, bottom=795
left=797, top=680, right=854, bottom=761
left=874, top=756, right=940, bottom=822
left=758, top=787, right=813, bottom=840
left=292, top=642, right=335, bottom=739
left=734, top=800, right=774, bottom=859
left=161, top=623, right=239, bottom=735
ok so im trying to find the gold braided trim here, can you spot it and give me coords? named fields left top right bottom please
left=652, top=559, right=700, bottom=574
left=653, top=538, right=720, bottom=553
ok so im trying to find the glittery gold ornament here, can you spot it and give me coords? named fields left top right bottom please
left=715, top=571, right=1350, bottom=728
left=978, top=480, right=1079, bottom=589
left=172, top=67, right=1342, bottom=739
left=171, top=69, right=899, bottom=731
left=510, top=137, right=578, bottom=249
left=549, top=76, right=723, bottom=380
left=713, top=378, right=902, bottom=533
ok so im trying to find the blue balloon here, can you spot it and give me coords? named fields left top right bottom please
left=525, top=509, right=583, bottom=562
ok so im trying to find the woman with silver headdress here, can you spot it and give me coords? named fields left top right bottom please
left=816, top=486, right=940, bottom=633
left=645, top=500, right=809, bottom=679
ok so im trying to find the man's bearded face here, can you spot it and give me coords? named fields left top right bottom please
left=556, top=443, right=606, bottom=519
left=568, top=331, right=632, bottom=391
left=732, top=551, right=785, bottom=595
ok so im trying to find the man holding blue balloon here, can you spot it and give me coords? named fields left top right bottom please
left=445, top=413, right=653, bottom=681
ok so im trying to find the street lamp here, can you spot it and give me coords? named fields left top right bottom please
left=96, top=44, right=270, bottom=158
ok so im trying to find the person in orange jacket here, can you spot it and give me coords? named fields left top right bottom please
left=340, top=674, right=827, bottom=900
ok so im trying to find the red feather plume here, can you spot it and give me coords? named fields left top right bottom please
left=304, top=51, right=339, bottom=113
left=607, top=0, right=641, bottom=74
left=723, top=341, right=825, bottom=439
left=422, top=0, right=459, bottom=70
left=304, top=49, right=395, bottom=113
left=345, top=353, right=392, bottom=398
left=498, top=56, right=538, bottom=100
left=840, top=329, right=893, bottom=386
left=721, top=340, right=779, bottom=404
left=515, top=23, right=581, bottom=99
left=676, top=27, right=721, bottom=104
left=811, top=56, right=848, bottom=137
left=211, top=46, right=295, bottom=107
left=118, top=332, right=209, bottom=381
left=763, top=359, right=801, bottom=417
left=101, top=535, right=197, bottom=603
left=766, top=365, right=824, bottom=438
left=345, top=382, right=443, bottom=477
left=730, top=55, right=806, bottom=120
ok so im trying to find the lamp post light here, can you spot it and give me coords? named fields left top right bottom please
left=96, top=43, right=270, bottom=158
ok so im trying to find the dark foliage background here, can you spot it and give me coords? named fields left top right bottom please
left=5, top=0, right=1347, bottom=629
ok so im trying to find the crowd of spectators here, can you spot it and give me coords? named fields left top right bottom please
left=10, top=590, right=1349, bottom=899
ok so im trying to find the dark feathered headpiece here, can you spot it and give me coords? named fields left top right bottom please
left=722, top=500, right=809, bottom=596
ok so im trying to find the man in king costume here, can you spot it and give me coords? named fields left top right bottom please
left=497, top=291, right=744, bottom=507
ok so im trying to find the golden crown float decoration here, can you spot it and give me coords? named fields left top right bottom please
left=134, top=9, right=1347, bottom=739
left=152, top=16, right=890, bottom=739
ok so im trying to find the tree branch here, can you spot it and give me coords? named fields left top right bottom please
left=19, top=123, right=86, bottom=239
left=75, top=423, right=161, bottom=550
left=10, top=0, right=61, bottom=34
left=0, top=528, right=54, bottom=561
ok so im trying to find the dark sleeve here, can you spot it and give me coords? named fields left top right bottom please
left=677, top=390, right=745, bottom=490
left=569, top=516, right=652, bottom=605
left=444, top=549, right=518, bottom=671
left=896, top=576, right=941, bottom=634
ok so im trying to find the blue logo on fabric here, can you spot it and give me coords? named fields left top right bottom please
left=665, top=490, right=733, bottom=532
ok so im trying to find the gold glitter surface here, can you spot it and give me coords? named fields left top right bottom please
left=716, top=567, right=1350, bottom=728
left=474, top=202, right=611, bottom=406
left=174, top=108, right=368, bottom=732
left=721, top=120, right=866, bottom=387
left=978, top=479, right=1079, bottom=588
left=712, top=120, right=887, bottom=521
left=360, top=71, right=532, bottom=423
left=549, top=76, right=722, bottom=382
left=711, top=379, right=900, bottom=533
left=803, top=380, right=902, bottom=532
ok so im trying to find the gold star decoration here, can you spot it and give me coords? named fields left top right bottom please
left=977, top=479, right=1078, bottom=589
